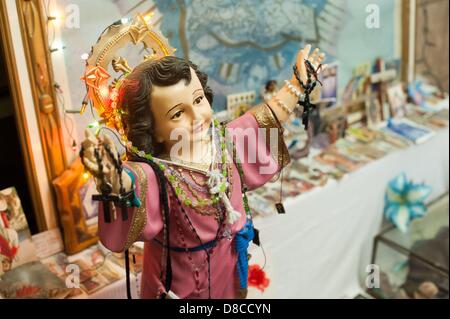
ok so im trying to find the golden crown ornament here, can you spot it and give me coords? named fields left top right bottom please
left=81, top=13, right=175, bottom=144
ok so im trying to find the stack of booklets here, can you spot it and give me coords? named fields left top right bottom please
left=247, top=106, right=448, bottom=217
left=383, top=118, right=435, bottom=144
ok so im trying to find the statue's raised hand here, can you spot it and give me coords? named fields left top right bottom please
left=291, top=44, right=327, bottom=99
left=80, top=129, right=130, bottom=195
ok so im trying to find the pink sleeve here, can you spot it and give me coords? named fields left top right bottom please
left=226, top=107, right=289, bottom=191
left=98, top=161, right=163, bottom=252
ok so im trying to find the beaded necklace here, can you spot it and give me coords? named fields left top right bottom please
left=165, top=152, right=234, bottom=222
left=171, top=167, right=207, bottom=192
left=127, top=119, right=250, bottom=298
left=128, top=119, right=239, bottom=225
left=171, top=196, right=223, bottom=296
left=167, top=181, right=227, bottom=298
left=169, top=169, right=221, bottom=221
left=189, top=170, right=207, bottom=186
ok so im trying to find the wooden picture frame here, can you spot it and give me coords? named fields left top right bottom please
left=387, top=83, right=407, bottom=118
left=365, top=95, right=382, bottom=128
left=52, top=158, right=97, bottom=255
left=1, top=0, right=69, bottom=232
left=344, top=97, right=367, bottom=128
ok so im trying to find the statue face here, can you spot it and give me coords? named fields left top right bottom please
left=150, top=67, right=213, bottom=154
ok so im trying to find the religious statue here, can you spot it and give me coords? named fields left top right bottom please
left=80, top=14, right=326, bottom=299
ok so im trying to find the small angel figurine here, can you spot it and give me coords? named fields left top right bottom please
left=80, top=14, right=326, bottom=300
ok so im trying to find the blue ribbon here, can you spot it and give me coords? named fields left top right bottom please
left=123, top=167, right=141, bottom=207
left=235, top=219, right=254, bottom=289
left=153, top=238, right=217, bottom=252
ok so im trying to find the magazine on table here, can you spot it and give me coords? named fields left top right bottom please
left=64, top=244, right=124, bottom=295
left=405, top=105, right=449, bottom=130
left=376, top=130, right=411, bottom=149
left=383, top=118, right=435, bottom=144
left=335, top=139, right=383, bottom=162
left=0, top=260, right=71, bottom=299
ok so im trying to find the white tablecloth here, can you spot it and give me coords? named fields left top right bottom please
left=247, top=127, right=449, bottom=299
left=86, top=127, right=449, bottom=299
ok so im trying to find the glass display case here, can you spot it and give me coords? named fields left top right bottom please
left=369, top=194, right=449, bottom=299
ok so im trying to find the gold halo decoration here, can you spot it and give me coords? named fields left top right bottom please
left=81, top=13, right=176, bottom=144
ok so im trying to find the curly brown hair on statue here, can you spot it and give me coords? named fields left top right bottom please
left=119, top=56, right=213, bottom=155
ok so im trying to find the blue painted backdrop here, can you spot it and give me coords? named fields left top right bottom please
left=154, top=0, right=398, bottom=110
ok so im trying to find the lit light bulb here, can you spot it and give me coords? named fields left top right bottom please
left=82, top=172, right=90, bottom=180
left=48, top=11, right=63, bottom=26
left=99, top=86, right=110, bottom=98
left=88, top=121, right=99, bottom=128
left=121, top=17, right=129, bottom=24
left=81, top=53, right=89, bottom=60
left=53, top=14, right=62, bottom=26
left=143, top=13, right=153, bottom=22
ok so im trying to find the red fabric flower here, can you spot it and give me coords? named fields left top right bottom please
left=248, top=264, right=270, bottom=292
left=0, top=234, right=18, bottom=259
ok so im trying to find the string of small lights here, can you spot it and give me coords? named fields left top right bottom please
left=42, top=0, right=80, bottom=152
left=54, top=83, right=77, bottom=152
left=43, top=0, right=101, bottom=152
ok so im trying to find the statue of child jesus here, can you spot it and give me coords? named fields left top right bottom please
left=81, top=44, right=326, bottom=299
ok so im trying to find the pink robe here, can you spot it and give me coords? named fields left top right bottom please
left=98, top=107, right=289, bottom=299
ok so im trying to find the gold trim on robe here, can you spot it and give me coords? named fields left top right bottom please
left=248, top=103, right=291, bottom=169
left=124, top=162, right=148, bottom=250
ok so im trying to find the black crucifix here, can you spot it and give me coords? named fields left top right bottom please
left=91, top=147, right=121, bottom=223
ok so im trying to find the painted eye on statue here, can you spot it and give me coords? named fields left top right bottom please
left=193, top=95, right=204, bottom=105
left=171, top=110, right=184, bottom=120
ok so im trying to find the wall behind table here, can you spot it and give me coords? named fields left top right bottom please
left=156, top=0, right=400, bottom=109
left=52, top=0, right=400, bottom=153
